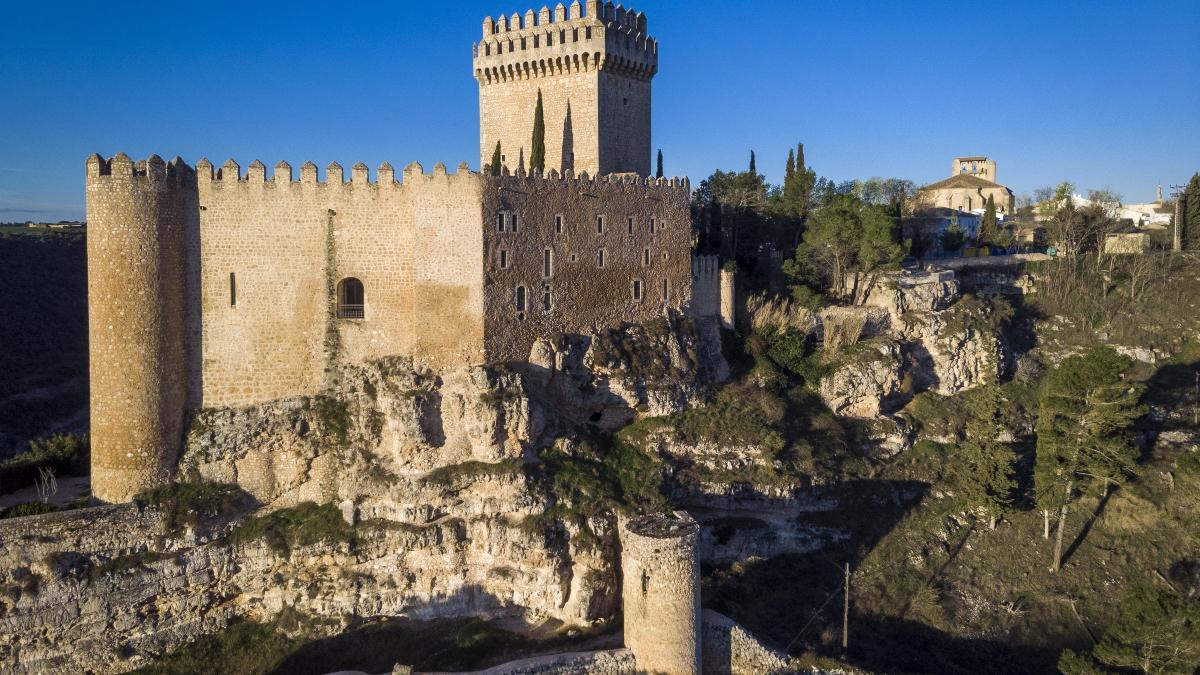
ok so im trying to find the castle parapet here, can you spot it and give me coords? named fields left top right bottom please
left=473, top=1, right=657, bottom=85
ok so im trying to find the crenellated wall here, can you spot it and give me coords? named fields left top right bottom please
left=85, top=154, right=697, bottom=502
left=473, top=1, right=657, bottom=177
left=85, top=153, right=193, bottom=503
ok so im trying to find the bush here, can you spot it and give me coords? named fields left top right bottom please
left=0, top=432, right=88, bottom=494
left=421, top=459, right=523, bottom=488
left=129, top=619, right=302, bottom=675
left=0, top=500, right=58, bottom=519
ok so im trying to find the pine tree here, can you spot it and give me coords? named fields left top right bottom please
left=749, top=150, right=756, bottom=175
left=785, top=148, right=795, bottom=180
left=489, top=141, right=502, bottom=176
left=656, top=149, right=663, bottom=179
left=979, top=195, right=998, bottom=245
left=952, top=386, right=1016, bottom=530
left=530, top=89, right=545, bottom=175
left=1036, top=347, right=1144, bottom=572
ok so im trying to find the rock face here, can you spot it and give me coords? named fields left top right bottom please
left=819, top=341, right=905, bottom=418
left=818, top=274, right=1006, bottom=420
left=0, top=315, right=725, bottom=674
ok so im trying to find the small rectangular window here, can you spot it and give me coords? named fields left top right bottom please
left=633, top=279, right=643, bottom=301
left=627, top=216, right=634, bottom=234
left=543, top=249, right=553, bottom=277
left=650, top=217, right=656, bottom=234
left=661, top=278, right=669, bottom=301
left=510, top=213, right=519, bottom=233
left=596, top=248, right=605, bottom=268
left=643, top=248, right=650, bottom=266
left=500, top=250, right=509, bottom=269
left=516, top=286, right=526, bottom=312
left=496, top=213, right=505, bottom=232
left=596, top=215, right=605, bottom=234
left=229, top=272, right=236, bottom=307
left=542, top=290, right=552, bottom=311
left=554, top=214, right=564, bottom=233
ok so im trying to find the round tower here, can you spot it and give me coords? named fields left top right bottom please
left=85, top=153, right=191, bottom=503
left=621, top=511, right=701, bottom=675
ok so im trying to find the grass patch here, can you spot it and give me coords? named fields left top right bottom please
left=90, top=550, right=179, bottom=583
left=228, top=502, right=355, bottom=556
left=134, top=482, right=250, bottom=534
left=0, top=500, right=58, bottom=519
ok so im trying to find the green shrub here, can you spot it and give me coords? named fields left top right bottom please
left=421, top=459, right=524, bottom=488
left=229, top=502, right=355, bottom=556
left=313, top=395, right=352, bottom=446
left=0, top=500, right=57, bottom=519
left=0, top=432, right=89, bottom=493
left=129, top=619, right=302, bottom=675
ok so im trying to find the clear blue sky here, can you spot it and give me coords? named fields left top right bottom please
left=1, top=0, right=1197, bottom=221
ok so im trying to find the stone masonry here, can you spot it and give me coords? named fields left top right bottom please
left=474, top=0, right=656, bottom=176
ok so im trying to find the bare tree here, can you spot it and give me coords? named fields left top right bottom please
left=36, top=466, right=57, bottom=504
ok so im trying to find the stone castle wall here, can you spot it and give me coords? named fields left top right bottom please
left=481, top=171, right=692, bottom=363
left=193, top=160, right=485, bottom=407
left=85, top=154, right=192, bottom=503
left=621, top=511, right=701, bottom=675
left=473, top=0, right=657, bottom=176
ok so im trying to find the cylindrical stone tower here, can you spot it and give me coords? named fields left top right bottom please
left=719, top=266, right=736, bottom=330
left=621, top=511, right=701, bottom=675
left=85, top=153, right=191, bottom=503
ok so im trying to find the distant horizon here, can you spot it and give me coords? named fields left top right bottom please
left=1, top=0, right=1197, bottom=222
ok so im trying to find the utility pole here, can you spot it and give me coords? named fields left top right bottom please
left=842, top=562, right=851, bottom=653
left=1170, top=184, right=1186, bottom=252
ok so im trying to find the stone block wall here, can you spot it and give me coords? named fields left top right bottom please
left=480, top=172, right=692, bottom=363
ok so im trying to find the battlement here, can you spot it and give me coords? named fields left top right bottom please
left=193, top=157, right=478, bottom=188
left=473, top=1, right=657, bottom=84
left=86, top=153, right=195, bottom=187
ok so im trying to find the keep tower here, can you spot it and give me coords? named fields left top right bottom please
left=473, top=0, right=658, bottom=177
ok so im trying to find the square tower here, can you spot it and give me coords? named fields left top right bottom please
left=473, top=1, right=658, bottom=177
left=952, top=156, right=998, bottom=183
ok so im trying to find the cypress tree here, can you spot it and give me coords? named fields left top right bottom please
left=796, top=143, right=805, bottom=175
left=785, top=148, right=795, bottom=180
left=530, top=89, right=545, bottom=175
left=489, top=141, right=502, bottom=176
left=656, top=149, right=663, bottom=179
left=980, top=195, right=998, bottom=244
left=749, top=150, right=756, bottom=175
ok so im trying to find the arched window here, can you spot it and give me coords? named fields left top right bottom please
left=337, top=278, right=365, bottom=319
left=515, top=285, right=527, bottom=312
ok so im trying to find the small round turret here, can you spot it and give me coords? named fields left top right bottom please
left=621, top=510, right=701, bottom=675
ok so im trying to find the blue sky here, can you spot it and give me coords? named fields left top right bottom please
left=1, top=0, right=1197, bottom=221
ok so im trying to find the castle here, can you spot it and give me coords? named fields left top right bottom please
left=85, top=1, right=726, bottom=504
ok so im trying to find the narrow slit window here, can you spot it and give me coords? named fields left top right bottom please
left=510, top=213, right=519, bottom=233
left=543, top=248, right=553, bottom=277
left=542, top=289, right=552, bottom=311
left=516, top=285, right=526, bottom=312
left=596, top=215, right=605, bottom=234
left=500, top=250, right=509, bottom=269
left=554, top=214, right=564, bottom=233
left=643, top=248, right=650, bottom=266
left=661, top=278, right=669, bottom=301
left=650, top=217, right=656, bottom=234
left=627, top=216, right=634, bottom=234
left=596, top=248, right=605, bottom=268
left=229, top=272, right=237, bottom=307
left=632, top=279, right=643, bottom=300
left=496, top=212, right=505, bottom=232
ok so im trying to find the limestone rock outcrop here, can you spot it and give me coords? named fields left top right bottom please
left=819, top=341, right=905, bottom=418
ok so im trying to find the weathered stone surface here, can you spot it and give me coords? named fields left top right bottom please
left=701, top=609, right=792, bottom=675
left=819, top=341, right=905, bottom=418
